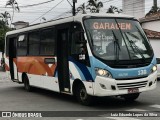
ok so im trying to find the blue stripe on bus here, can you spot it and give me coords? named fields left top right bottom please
left=69, top=57, right=93, bottom=81
left=69, top=62, right=85, bottom=80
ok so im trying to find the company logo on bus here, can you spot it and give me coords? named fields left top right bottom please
left=92, top=22, right=132, bottom=30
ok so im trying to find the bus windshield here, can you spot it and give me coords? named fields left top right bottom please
left=84, top=18, right=153, bottom=61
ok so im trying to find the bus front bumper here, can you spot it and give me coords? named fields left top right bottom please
left=93, top=72, right=157, bottom=97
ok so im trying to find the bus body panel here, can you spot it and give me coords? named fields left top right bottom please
left=89, top=56, right=157, bottom=80
left=18, top=57, right=56, bottom=76
left=5, top=56, right=95, bottom=95
left=93, top=71, right=157, bottom=96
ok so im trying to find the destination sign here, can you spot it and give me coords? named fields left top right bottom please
left=92, top=22, right=132, bottom=30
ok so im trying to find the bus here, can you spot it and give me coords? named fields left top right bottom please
left=4, top=14, right=157, bottom=105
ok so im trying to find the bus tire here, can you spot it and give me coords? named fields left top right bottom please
left=23, top=75, right=32, bottom=92
left=76, top=84, right=93, bottom=106
left=123, top=93, right=140, bottom=102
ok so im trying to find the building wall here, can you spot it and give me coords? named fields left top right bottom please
left=142, top=20, right=160, bottom=32
left=122, top=0, right=145, bottom=19
left=149, top=39, right=160, bottom=57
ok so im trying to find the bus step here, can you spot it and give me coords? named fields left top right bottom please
left=61, top=91, right=71, bottom=95
left=12, top=79, right=19, bottom=82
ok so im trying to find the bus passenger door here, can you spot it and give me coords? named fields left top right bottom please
left=8, top=37, right=18, bottom=80
left=57, top=28, right=70, bottom=93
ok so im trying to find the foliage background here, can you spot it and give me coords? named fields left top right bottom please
left=0, top=20, right=10, bottom=53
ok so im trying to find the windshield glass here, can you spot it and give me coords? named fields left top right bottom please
left=84, top=18, right=153, bottom=61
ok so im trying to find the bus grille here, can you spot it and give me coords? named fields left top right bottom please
left=117, top=81, right=148, bottom=90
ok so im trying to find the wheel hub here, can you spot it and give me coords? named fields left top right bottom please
left=80, top=89, right=87, bottom=100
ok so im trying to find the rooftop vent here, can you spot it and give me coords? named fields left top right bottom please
left=12, top=21, right=29, bottom=29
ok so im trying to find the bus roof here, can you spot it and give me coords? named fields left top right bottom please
left=74, top=13, right=134, bottom=20
left=6, top=13, right=134, bottom=36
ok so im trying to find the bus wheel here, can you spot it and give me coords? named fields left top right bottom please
left=23, top=75, right=32, bottom=92
left=123, top=93, right=140, bottom=102
left=76, top=84, right=93, bottom=106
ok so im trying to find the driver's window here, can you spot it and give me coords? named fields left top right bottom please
left=71, top=22, right=90, bottom=65
left=71, top=23, right=84, bottom=55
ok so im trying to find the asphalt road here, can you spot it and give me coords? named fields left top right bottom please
left=0, top=72, right=160, bottom=120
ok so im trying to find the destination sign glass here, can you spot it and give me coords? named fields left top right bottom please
left=92, top=22, right=132, bottom=30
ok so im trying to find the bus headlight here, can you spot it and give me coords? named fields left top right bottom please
left=95, top=68, right=112, bottom=78
left=151, top=65, right=157, bottom=73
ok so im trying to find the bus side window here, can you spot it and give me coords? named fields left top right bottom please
left=28, top=31, right=40, bottom=56
left=40, top=28, right=55, bottom=55
left=17, top=34, right=27, bottom=56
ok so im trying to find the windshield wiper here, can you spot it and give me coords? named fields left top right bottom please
left=112, top=31, right=120, bottom=60
left=124, top=33, right=136, bottom=58
left=135, top=26, right=153, bottom=58
left=135, top=26, right=147, bottom=42
left=128, top=38, right=145, bottom=61
left=112, top=31, right=120, bottom=50
left=124, top=33, right=145, bottom=60
left=114, top=19, right=131, bottom=60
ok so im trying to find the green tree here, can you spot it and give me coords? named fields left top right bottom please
left=0, top=11, right=11, bottom=26
left=106, top=5, right=122, bottom=13
left=6, top=0, right=20, bottom=24
left=86, top=0, right=103, bottom=13
left=77, top=3, right=87, bottom=14
left=0, top=20, right=10, bottom=53
left=76, top=0, right=122, bottom=14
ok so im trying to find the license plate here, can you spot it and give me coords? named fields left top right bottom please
left=128, top=88, right=139, bottom=94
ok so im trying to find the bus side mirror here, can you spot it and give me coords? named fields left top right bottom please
left=156, top=58, right=160, bottom=64
left=75, top=31, right=86, bottom=44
